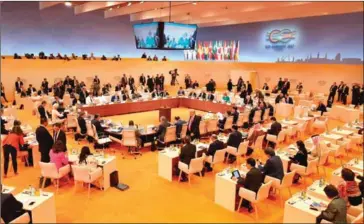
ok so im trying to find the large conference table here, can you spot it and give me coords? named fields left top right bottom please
left=80, top=97, right=245, bottom=117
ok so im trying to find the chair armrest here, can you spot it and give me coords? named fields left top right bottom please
left=264, top=175, right=280, bottom=189
left=90, top=167, right=103, bottom=182
left=238, top=187, right=257, bottom=202
left=58, top=164, right=71, bottom=178
left=178, top=161, right=189, bottom=173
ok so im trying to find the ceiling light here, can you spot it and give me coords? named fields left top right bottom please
left=154, top=8, right=157, bottom=10
left=64, top=2, right=72, bottom=7
left=117, top=5, right=120, bottom=8
left=192, top=2, right=197, bottom=5
left=109, top=8, right=113, bottom=11
left=140, top=1, right=144, bottom=4
left=127, top=2, right=132, bottom=6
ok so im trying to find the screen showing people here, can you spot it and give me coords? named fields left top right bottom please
left=133, top=22, right=160, bottom=49
left=162, top=23, right=197, bottom=50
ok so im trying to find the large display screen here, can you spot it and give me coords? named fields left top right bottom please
left=184, top=40, right=240, bottom=61
left=133, top=22, right=161, bottom=49
left=161, top=23, right=198, bottom=50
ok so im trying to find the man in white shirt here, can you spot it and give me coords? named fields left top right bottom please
left=86, top=93, right=95, bottom=105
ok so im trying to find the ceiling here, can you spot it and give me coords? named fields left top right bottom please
left=40, top=1, right=363, bottom=27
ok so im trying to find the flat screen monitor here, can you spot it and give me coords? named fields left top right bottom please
left=162, top=22, right=198, bottom=50
left=133, top=22, right=161, bottom=49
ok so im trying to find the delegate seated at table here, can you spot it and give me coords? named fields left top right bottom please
left=91, top=114, right=105, bottom=137
left=123, top=120, right=142, bottom=147
left=234, top=158, right=263, bottom=213
left=267, top=117, right=281, bottom=136
left=337, top=168, right=363, bottom=206
left=177, top=87, right=185, bottom=96
left=111, top=92, right=120, bottom=103
left=258, top=148, right=284, bottom=181
left=316, top=185, right=347, bottom=224
left=1, top=190, right=28, bottom=224
left=222, top=93, right=231, bottom=103
left=205, top=134, right=224, bottom=172
left=178, top=136, right=196, bottom=182
left=49, top=140, right=69, bottom=171
left=77, top=112, right=87, bottom=135
left=316, top=101, right=327, bottom=116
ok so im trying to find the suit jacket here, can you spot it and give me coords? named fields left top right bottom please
left=318, top=197, right=347, bottom=224
left=77, top=117, right=87, bottom=134
left=35, top=125, right=54, bottom=156
left=38, top=105, right=47, bottom=119
left=343, top=86, right=349, bottom=95
left=198, top=92, right=207, bottom=100
left=79, top=91, right=88, bottom=104
left=111, top=95, right=120, bottom=102
left=26, top=87, right=36, bottom=96
left=286, top=97, right=294, bottom=104
left=53, top=130, right=67, bottom=151
left=227, top=131, right=243, bottom=149
left=91, top=119, right=104, bottom=134
left=1, top=193, right=26, bottom=223
left=187, top=115, right=201, bottom=137
left=156, top=122, right=170, bottom=141
left=329, top=85, right=338, bottom=95
left=175, top=120, right=186, bottom=138
left=261, top=156, right=284, bottom=180
left=206, top=140, right=224, bottom=157
left=268, top=121, right=282, bottom=136
left=15, top=81, right=23, bottom=93
left=207, top=94, right=215, bottom=101
left=177, top=90, right=185, bottom=96
left=238, top=167, right=263, bottom=193
left=290, top=150, right=308, bottom=167
left=232, top=111, right=239, bottom=124
left=179, top=143, right=197, bottom=165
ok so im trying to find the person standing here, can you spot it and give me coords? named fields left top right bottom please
left=227, top=79, right=233, bottom=92
left=14, top=77, right=23, bottom=94
left=147, top=75, right=154, bottom=92
left=36, top=118, right=54, bottom=163
left=139, top=74, right=146, bottom=86
left=237, top=76, right=243, bottom=92
left=337, top=81, right=344, bottom=102
left=351, top=83, right=361, bottom=106
left=328, top=82, right=337, bottom=103
left=186, top=110, right=201, bottom=140
left=2, top=126, right=25, bottom=177
left=53, top=123, right=67, bottom=152
left=247, top=81, right=253, bottom=95
left=342, top=84, right=349, bottom=105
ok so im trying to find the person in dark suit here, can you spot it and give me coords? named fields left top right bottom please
left=275, top=93, right=284, bottom=104
left=337, top=81, right=344, bottom=102
left=174, top=116, right=186, bottom=139
left=139, top=74, right=146, bottom=86
left=35, top=118, right=54, bottom=163
left=317, top=101, right=327, bottom=116
left=79, top=87, right=88, bottom=105
left=147, top=75, right=154, bottom=92
left=111, top=92, right=120, bottom=102
left=41, top=78, right=49, bottom=94
left=235, top=158, right=263, bottom=212
left=77, top=112, right=87, bottom=135
left=53, top=123, right=67, bottom=152
left=186, top=110, right=201, bottom=140
left=259, top=148, right=284, bottom=180
left=281, top=78, right=290, bottom=95
left=177, top=87, right=185, bottom=96
left=284, top=94, right=294, bottom=104
left=316, top=185, right=347, bottom=224
left=226, top=125, right=243, bottom=163
left=207, top=92, right=215, bottom=101
left=231, top=107, right=239, bottom=124
left=205, top=134, right=224, bottom=172
left=198, top=90, right=207, bottom=100
left=179, top=136, right=197, bottom=182
left=277, top=78, right=284, bottom=91
left=192, top=80, right=199, bottom=89
left=91, top=114, right=104, bottom=136
left=188, top=91, right=197, bottom=98
left=262, top=83, right=269, bottom=91
left=227, top=125, right=243, bottom=149
left=1, top=191, right=27, bottom=223
left=288, top=140, right=308, bottom=182
left=227, top=79, right=233, bottom=92
left=237, top=77, right=243, bottom=92
left=154, top=116, right=171, bottom=150
left=247, top=81, right=253, bottom=95
left=15, top=77, right=23, bottom=94
left=26, top=84, right=36, bottom=96
left=0, top=110, right=9, bottom=135
left=218, top=111, right=228, bottom=132
left=342, top=84, right=349, bottom=105
left=328, top=82, right=337, bottom=103
left=267, top=117, right=281, bottom=136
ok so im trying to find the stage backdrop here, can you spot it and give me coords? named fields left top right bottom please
left=0, top=2, right=363, bottom=63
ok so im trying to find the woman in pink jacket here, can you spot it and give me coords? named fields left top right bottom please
left=49, top=140, right=68, bottom=170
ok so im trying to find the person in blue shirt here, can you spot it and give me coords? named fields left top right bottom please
left=146, top=31, right=155, bottom=48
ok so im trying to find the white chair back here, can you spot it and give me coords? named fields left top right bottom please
left=254, top=135, right=265, bottom=149
left=256, top=181, right=272, bottom=201
left=237, top=114, right=245, bottom=127
left=86, top=121, right=94, bottom=137
left=189, top=156, right=205, bottom=173
left=92, top=124, right=98, bottom=140
left=306, top=158, right=319, bottom=175
left=281, top=171, right=296, bottom=188
left=72, top=165, right=90, bottom=183
left=253, top=110, right=262, bottom=123
left=225, top=117, right=233, bottom=130
left=238, top=141, right=249, bottom=155
left=318, top=151, right=329, bottom=166
left=277, top=131, right=286, bottom=143
left=213, top=149, right=226, bottom=164
left=39, top=162, right=59, bottom=179
left=199, top=120, right=207, bottom=135
left=206, top=119, right=218, bottom=133
left=122, top=130, right=138, bottom=147
left=164, top=126, right=177, bottom=143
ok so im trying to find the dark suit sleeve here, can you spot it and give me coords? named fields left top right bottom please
left=320, top=201, right=338, bottom=221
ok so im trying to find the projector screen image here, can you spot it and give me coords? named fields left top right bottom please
left=184, top=40, right=240, bottom=61
left=162, top=23, right=197, bottom=50
left=133, top=22, right=160, bottom=49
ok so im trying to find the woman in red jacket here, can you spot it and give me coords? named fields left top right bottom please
left=2, top=126, right=25, bottom=177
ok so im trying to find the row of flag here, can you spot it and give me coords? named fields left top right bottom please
left=184, top=40, right=240, bottom=61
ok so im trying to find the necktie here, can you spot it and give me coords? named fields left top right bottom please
left=188, top=116, right=194, bottom=130
left=54, top=131, right=58, bottom=142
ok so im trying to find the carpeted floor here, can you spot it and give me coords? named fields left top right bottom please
left=1, top=96, right=363, bottom=223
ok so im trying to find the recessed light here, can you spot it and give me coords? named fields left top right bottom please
left=140, top=1, right=144, bottom=4
left=117, top=5, right=120, bottom=8
left=127, top=2, right=132, bottom=6
left=109, top=8, right=113, bottom=11
left=64, top=2, right=72, bottom=7
left=192, top=2, right=197, bottom=5
left=154, top=8, right=157, bottom=10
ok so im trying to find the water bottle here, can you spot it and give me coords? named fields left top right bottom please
left=30, top=185, right=35, bottom=196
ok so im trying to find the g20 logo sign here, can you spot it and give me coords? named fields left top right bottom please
left=265, top=29, right=296, bottom=50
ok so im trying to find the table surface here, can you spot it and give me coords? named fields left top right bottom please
left=331, top=128, right=354, bottom=136
left=320, top=133, right=344, bottom=140
left=15, top=190, right=54, bottom=211
left=2, top=185, right=15, bottom=194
